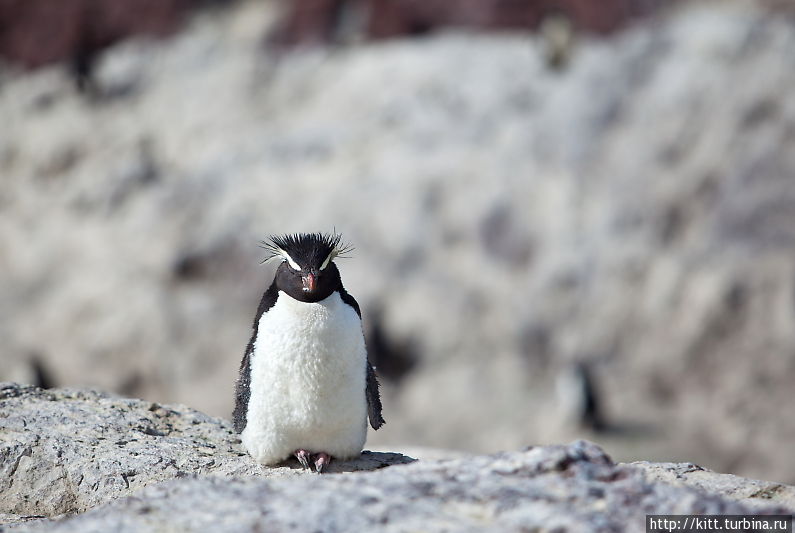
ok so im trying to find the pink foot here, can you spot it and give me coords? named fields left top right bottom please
left=294, top=449, right=311, bottom=469
left=313, top=452, right=331, bottom=473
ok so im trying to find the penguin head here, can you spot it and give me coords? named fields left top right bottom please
left=262, top=233, right=353, bottom=303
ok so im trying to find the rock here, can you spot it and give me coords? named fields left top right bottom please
left=269, top=0, right=663, bottom=47
left=2, top=383, right=793, bottom=531
left=0, top=383, right=414, bottom=519
left=631, top=461, right=795, bottom=511
left=0, top=0, right=196, bottom=70
left=7, top=437, right=794, bottom=532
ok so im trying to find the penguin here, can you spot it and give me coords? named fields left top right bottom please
left=556, top=360, right=605, bottom=432
left=233, top=232, right=384, bottom=472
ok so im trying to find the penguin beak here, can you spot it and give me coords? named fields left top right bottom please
left=302, top=273, right=317, bottom=293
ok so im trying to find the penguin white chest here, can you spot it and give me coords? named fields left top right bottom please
left=241, top=291, right=368, bottom=465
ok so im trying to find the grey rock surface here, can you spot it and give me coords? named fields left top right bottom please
left=0, top=383, right=413, bottom=519
left=631, top=461, right=795, bottom=511
left=8, top=440, right=794, bottom=533
left=2, top=0, right=795, bottom=483
left=2, top=383, right=793, bottom=532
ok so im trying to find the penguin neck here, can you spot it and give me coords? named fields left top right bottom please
left=278, top=288, right=341, bottom=309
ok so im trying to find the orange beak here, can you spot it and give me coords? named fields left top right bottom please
left=302, top=273, right=317, bottom=292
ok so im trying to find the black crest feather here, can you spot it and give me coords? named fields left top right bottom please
left=259, top=232, right=353, bottom=267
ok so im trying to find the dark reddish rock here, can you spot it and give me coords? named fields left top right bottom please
left=270, top=0, right=669, bottom=46
left=0, top=0, right=195, bottom=70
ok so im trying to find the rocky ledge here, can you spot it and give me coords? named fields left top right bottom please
left=1, top=383, right=792, bottom=532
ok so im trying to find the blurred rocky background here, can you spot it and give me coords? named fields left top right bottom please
left=2, top=0, right=794, bottom=484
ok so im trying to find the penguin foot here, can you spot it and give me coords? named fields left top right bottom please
left=313, top=452, right=331, bottom=473
left=294, top=449, right=312, bottom=469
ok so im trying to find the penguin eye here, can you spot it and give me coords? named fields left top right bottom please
left=280, top=253, right=301, bottom=271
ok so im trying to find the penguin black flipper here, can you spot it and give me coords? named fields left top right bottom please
left=338, top=286, right=385, bottom=430
left=365, top=362, right=385, bottom=430
left=233, top=282, right=279, bottom=433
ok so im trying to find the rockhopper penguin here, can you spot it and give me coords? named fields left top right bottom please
left=233, top=232, right=384, bottom=472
